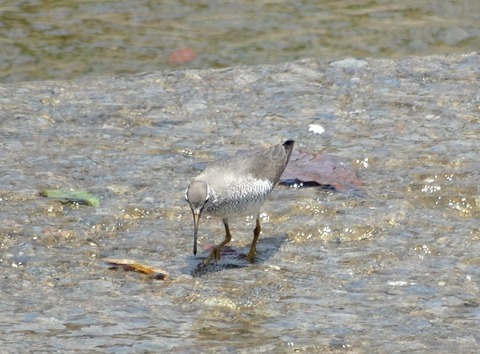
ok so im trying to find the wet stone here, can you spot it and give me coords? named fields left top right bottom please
left=0, top=54, right=479, bottom=353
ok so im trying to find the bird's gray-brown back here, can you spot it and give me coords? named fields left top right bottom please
left=193, top=140, right=294, bottom=217
left=196, top=140, right=293, bottom=191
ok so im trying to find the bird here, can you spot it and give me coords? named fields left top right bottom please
left=185, top=140, right=294, bottom=266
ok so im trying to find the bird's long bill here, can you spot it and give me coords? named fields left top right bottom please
left=192, top=211, right=201, bottom=255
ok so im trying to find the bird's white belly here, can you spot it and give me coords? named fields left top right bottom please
left=206, top=196, right=267, bottom=218
left=205, top=178, right=273, bottom=218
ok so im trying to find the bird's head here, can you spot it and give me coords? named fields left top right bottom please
left=185, top=180, right=210, bottom=255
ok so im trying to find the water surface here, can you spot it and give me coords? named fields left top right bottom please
left=1, top=0, right=480, bottom=82
left=0, top=56, right=479, bottom=352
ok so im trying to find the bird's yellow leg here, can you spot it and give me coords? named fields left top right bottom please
left=202, top=218, right=232, bottom=266
left=246, top=216, right=261, bottom=263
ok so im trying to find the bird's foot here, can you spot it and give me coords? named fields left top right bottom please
left=245, top=246, right=257, bottom=263
left=200, top=246, right=222, bottom=267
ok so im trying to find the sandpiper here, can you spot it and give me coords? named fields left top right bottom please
left=185, top=140, right=294, bottom=266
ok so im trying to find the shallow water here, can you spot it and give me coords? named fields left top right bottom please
left=1, top=0, right=480, bottom=82
left=0, top=56, right=479, bottom=352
